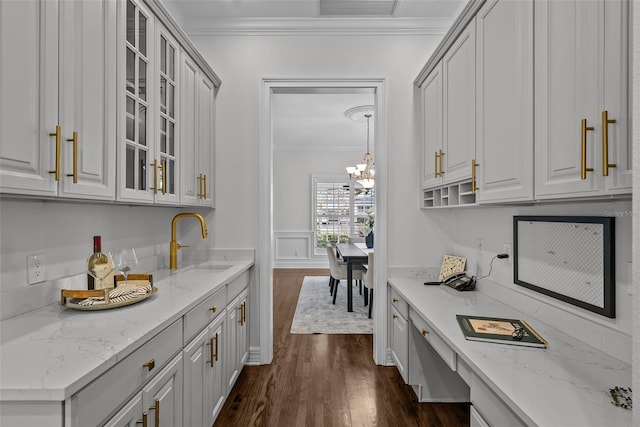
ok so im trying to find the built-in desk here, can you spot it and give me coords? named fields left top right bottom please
left=387, top=276, right=631, bottom=426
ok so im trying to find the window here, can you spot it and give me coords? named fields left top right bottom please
left=313, top=175, right=375, bottom=255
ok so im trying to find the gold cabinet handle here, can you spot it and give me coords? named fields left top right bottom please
left=49, top=125, right=62, bottom=181
left=160, top=160, right=166, bottom=195
left=422, top=328, right=429, bottom=336
left=136, top=412, right=148, bottom=427
left=602, top=110, right=617, bottom=176
left=242, top=301, right=246, bottom=324
left=438, top=149, right=445, bottom=177
left=471, top=159, right=479, bottom=195
left=209, top=305, right=217, bottom=313
left=580, top=118, right=594, bottom=180
left=149, top=399, right=160, bottom=427
left=207, top=337, right=215, bottom=367
left=143, top=358, right=155, bottom=371
left=150, top=160, right=159, bottom=193
left=66, top=131, right=78, bottom=183
left=214, top=332, right=219, bottom=362
left=392, top=313, right=397, bottom=320
left=434, top=151, right=439, bottom=178
left=202, top=174, right=207, bottom=199
left=238, top=303, right=245, bottom=325
left=197, top=174, right=203, bottom=199
left=392, top=298, right=398, bottom=304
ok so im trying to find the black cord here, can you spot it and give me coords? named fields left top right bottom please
left=476, top=255, right=498, bottom=280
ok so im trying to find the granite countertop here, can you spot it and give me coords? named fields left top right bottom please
left=387, top=275, right=632, bottom=427
left=0, top=258, right=253, bottom=402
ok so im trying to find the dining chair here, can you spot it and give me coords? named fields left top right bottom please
left=326, top=244, right=363, bottom=305
left=362, top=251, right=374, bottom=319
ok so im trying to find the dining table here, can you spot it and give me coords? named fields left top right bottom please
left=335, top=242, right=373, bottom=312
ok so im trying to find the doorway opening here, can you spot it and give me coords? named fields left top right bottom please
left=259, top=79, right=388, bottom=365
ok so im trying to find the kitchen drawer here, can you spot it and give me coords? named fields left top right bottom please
left=410, top=310, right=457, bottom=371
left=227, top=270, right=249, bottom=302
left=184, top=287, right=226, bottom=344
left=471, top=374, right=526, bottom=427
left=69, top=319, right=182, bottom=427
left=389, top=287, right=408, bottom=318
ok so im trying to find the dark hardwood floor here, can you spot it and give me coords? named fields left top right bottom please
left=213, top=268, right=470, bottom=427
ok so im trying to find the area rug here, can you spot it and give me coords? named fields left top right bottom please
left=290, top=276, right=373, bottom=334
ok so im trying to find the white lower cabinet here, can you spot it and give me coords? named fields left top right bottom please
left=104, top=353, right=183, bottom=427
left=226, top=288, right=248, bottom=390
left=184, top=311, right=226, bottom=427
left=389, top=287, right=409, bottom=382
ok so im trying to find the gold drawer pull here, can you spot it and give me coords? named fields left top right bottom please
left=136, top=412, right=147, bottom=427
left=143, top=358, right=155, bottom=371
left=392, top=314, right=397, bottom=320
left=392, top=298, right=398, bottom=304
left=422, top=328, right=429, bottom=336
left=209, top=305, right=217, bottom=313
left=149, top=399, right=160, bottom=427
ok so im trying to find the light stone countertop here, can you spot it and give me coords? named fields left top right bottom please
left=387, top=275, right=632, bottom=427
left=0, top=258, right=253, bottom=402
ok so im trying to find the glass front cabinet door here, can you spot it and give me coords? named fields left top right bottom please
left=117, top=0, right=179, bottom=204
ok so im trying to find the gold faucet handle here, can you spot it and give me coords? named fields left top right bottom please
left=178, top=244, right=190, bottom=250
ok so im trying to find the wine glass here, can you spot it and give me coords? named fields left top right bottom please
left=113, top=248, right=138, bottom=285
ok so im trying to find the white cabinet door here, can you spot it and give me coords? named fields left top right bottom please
left=180, top=56, right=215, bottom=207
left=390, top=306, right=408, bottom=382
left=226, top=295, right=239, bottom=390
left=183, top=314, right=225, bottom=427
left=143, top=353, right=183, bottom=427
left=475, top=0, right=533, bottom=203
left=236, top=291, right=248, bottom=366
left=58, top=0, right=116, bottom=200
left=442, top=18, right=476, bottom=184
left=198, top=74, right=215, bottom=207
left=534, top=0, right=629, bottom=199
left=103, top=393, right=144, bottom=427
left=153, top=22, right=180, bottom=204
left=117, top=0, right=155, bottom=203
left=421, top=63, right=443, bottom=189
left=0, top=0, right=58, bottom=196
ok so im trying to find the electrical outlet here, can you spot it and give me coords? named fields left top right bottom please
left=27, top=254, right=46, bottom=285
left=503, top=243, right=512, bottom=264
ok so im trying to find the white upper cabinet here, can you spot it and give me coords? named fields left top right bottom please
left=534, top=0, right=630, bottom=199
left=441, top=18, right=476, bottom=185
left=180, top=55, right=215, bottom=207
left=421, top=64, right=443, bottom=189
left=58, top=0, right=117, bottom=200
left=0, top=0, right=116, bottom=199
left=475, top=0, right=533, bottom=203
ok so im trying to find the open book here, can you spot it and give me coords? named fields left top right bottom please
left=456, top=315, right=548, bottom=348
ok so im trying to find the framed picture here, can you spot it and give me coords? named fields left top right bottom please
left=513, top=216, right=615, bottom=318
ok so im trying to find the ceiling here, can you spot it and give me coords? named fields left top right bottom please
left=164, top=0, right=466, bottom=34
left=163, top=0, right=465, bottom=151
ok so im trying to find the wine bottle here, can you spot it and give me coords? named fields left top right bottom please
left=87, top=236, right=113, bottom=290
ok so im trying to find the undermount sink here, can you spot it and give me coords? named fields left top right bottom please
left=185, top=264, right=234, bottom=272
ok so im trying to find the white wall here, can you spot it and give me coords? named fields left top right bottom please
left=273, top=148, right=363, bottom=267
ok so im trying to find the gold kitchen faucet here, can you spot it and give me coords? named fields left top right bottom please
left=170, top=213, right=208, bottom=270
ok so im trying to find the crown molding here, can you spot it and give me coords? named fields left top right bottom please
left=183, top=17, right=453, bottom=36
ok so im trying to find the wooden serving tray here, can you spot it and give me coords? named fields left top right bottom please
left=60, top=274, right=157, bottom=311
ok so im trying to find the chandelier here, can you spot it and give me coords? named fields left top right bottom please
left=346, top=113, right=375, bottom=189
